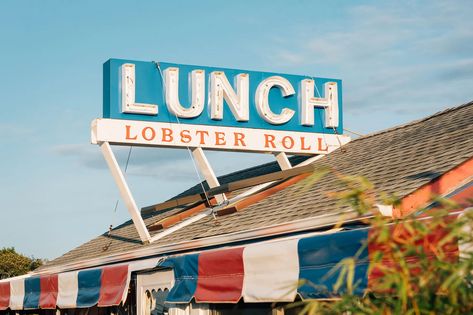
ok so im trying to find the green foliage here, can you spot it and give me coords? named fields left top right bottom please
left=0, top=247, right=45, bottom=279
left=298, top=173, right=473, bottom=315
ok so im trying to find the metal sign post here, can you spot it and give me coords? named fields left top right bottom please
left=100, top=141, right=151, bottom=243
left=191, top=147, right=227, bottom=204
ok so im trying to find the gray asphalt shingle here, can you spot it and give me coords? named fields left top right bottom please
left=39, top=101, right=473, bottom=271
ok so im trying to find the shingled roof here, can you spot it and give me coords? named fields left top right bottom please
left=38, top=101, right=473, bottom=272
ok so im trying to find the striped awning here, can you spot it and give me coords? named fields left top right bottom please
left=0, top=259, right=159, bottom=311
left=158, top=222, right=459, bottom=304
left=0, top=265, right=128, bottom=310
left=159, top=228, right=370, bottom=303
left=0, top=213, right=461, bottom=309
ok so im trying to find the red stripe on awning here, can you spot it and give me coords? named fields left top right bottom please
left=368, top=219, right=459, bottom=291
left=39, top=275, right=58, bottom=309
left=0, top=282, right=10, bottom=310
left=195, top=247, right=244, bottom=303
left=98, top=265, right=128, bottom=307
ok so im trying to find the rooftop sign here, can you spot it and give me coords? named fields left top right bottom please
left=92, top=59, right=349, bottom=154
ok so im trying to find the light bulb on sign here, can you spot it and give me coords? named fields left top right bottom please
left=255, top=76, right=295, bottom=125
left=209, top=71, right=250, bottom=121
left=300, top=79, right=339, bottom=128
left=121, top=64, right=158, bottom=115
left=164, top=67, right=205, bottom=118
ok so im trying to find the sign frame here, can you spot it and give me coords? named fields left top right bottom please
left=94, top=58, right=351, bottom=244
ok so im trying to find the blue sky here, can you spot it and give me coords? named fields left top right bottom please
left=0, top=0, right=472, bottom=259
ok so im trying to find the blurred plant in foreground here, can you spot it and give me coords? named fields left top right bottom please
left=295, top=171, right=473, bottom=315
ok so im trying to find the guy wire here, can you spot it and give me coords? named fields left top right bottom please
left=154, top=61, right=217, bottom=219
left=109, top=145, right=133, bottom=237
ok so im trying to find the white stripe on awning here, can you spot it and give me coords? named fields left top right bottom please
left=56, top=271, right=78, bottom=309
left=10, top=278, right=25, bottom=310
left=242, top=238, right=299, bottom=302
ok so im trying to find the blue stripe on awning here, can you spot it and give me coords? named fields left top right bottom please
left=77, top=269, right=102, bottom=307
left=159, top=253, right=199, bottom=303
left=298, top=229, right=369, bottom=299
left=23, top=277, right=40, bottom=309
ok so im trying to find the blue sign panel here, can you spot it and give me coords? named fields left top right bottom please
left=103, top=59, right=343, bottom=134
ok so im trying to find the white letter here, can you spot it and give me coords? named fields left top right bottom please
left=164, top=67, right=205, bottom=118
left=300, top=79, right=339, bottom=128
left=210, top=71, right=249, bottom=121
left=121, top=63, right=158, bottom=115
left=255, top=76, right=295, bottom=125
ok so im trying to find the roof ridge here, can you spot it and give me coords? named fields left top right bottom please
left=349, top=100, right=473, bottom=142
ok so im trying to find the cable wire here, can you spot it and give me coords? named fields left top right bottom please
left=112, top=146, right=133, bottom=213
left=108, top=145, right=134, bottom=241
left=343, top=128, right=365, bottom=137
left=153, top=62, right=216, bottom=217
left=312, top=77, right=346, bottom=153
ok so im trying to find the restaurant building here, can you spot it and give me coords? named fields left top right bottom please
left=0, top=59, right=472, bottom=315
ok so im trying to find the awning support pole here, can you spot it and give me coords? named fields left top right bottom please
left=191, top=147, right=227, bottom=204
left=100, top=141, right=151, bottom=244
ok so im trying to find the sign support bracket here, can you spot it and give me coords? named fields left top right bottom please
left=191, top=147, right=227, bottom=204
left=274, top=152, right=293, bottom=170
left=100, top=141, right=151, bottom=244
left=98, top=141, right=228, bottom=244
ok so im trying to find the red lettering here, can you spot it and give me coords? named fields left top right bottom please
left=215, top=132, right=226, bottom=145
left=234, top=132, right=246, bottom=147
left=282, top=136, right=295, bottom=149
left=180, top=130, right=191, bottom=144
left=162, top=128, right=173, bottom=142
left=264, top=134, right=276, bottom=149
left=196, top=130, right=209, bottom=145
left=125, top=125, right=137, bottom=140
left=317, top=138, right=328, bottom=152
left=300, top=136, right=311, bottom=150
left=141, top=127, right=155, bottom=141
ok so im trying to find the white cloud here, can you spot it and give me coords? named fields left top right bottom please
left=50, top=143, right=276, bottom=184
left=265, top=1, right=473, bottom=118
left=51, top=144, right=197, bottom=181
left=0, top=123, right=34, bottom=139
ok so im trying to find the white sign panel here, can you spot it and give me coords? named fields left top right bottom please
left=91, top=119, right=350, bottom=155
